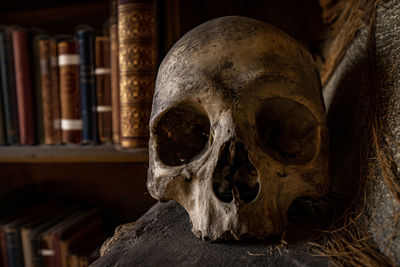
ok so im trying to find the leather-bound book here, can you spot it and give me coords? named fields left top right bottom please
left=58, top=217, right=101, bottom=267
left=20, top=206, right=76, bottom=267
left=0, top=30, right=5, bottom=145
left=58, top=39, right=82, bottom=144
left=12, top=27, right=36, bottom=145
left=76, top=26, right=97, bottom=144
left=110, top=19, right=120, bottom=145
left=95, top=36, right=112, bottom=144
left=40, top=209, right=98, bottom=267
left=118, top=0, right=156, bottom=148
left=50, top=39, right=62, bottom=144
left=37, top=37, right=56, bottom=145
left=29, top=28, right=45, bottom=145
left=0, top=70, right=5, bottom=145
left=0, top=27, right=19, bottom=145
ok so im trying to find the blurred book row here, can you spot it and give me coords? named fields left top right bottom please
left=0, top=185, right=107, bottom=267
left=0, top=0, right=157, bottom=148
left=0, top=25, right=112, bottom=146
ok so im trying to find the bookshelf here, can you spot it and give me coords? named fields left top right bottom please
left=0, top=0, right=154, bottom=235
left=0, top=146, right=148, bottom=163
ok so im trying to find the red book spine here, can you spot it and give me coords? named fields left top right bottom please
left=12, top=28, right=35, bottom=145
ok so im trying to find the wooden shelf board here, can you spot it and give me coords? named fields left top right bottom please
left=0, top=145, right=148, bottom=163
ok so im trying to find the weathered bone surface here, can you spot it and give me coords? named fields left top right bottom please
left=147, top=16, right=329, bottom=240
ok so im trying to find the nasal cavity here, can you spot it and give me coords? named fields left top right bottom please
left=212, top=141, right=260, bottom=203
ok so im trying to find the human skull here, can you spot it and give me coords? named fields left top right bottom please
left=147, top=16, right=329, bottom=240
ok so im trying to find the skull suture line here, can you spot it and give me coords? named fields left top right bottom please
left=147, top=16, right=329, bottom=240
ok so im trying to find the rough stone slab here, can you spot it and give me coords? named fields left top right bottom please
left=92, top=201, right=328, bottom=267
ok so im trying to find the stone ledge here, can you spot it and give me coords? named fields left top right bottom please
left=92, top=201, right=328, bottom=267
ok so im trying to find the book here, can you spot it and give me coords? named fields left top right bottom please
left=0, top=65, right=5, bottom=144
left=110, top=18, right=120, bottom=145
left=58, top=38, right=82, bottom=144
left=0, top=184, right=41, bottom=267
left=76, top=25, right=97, bottom=144
left=40, top=212, right=82, bottom=267
left=0, top=26, right=19, bottom=145
left=12, top=27, right=37, bottom=145
left=118, top=0, right=156, bottom=148
left=95, top=36, right=112, bottom=144
left=66, top=235, right=102, bottom=267
left=80, top=244, right=101, bottom=267
left=12, top=27, right=36, bottom=145
left=49, top=39, right=61, bottom=144
left=57, top=217, right=101, bottom=267
left=29, top=28, right=45, bottom=145
left=0, top=223, right=8, bottom=267
left=37, top=36, right=57, bottom=145
left=40, top=208, right=99, bottom=267
left=20, top=206, right=76, bottom=267
left=1, top=201, right=58, bottom=267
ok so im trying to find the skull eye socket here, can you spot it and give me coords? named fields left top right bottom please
left=155, top=103, right=210, bottom=166
left=256, top=98, right=318, bottom=165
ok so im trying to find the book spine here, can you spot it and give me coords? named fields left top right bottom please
left=5, top=228, right=23, bottom=267
left=31, top=31, right=44, bottom=145
left=38, top=39, right=56, bottom=145
left=58, top=40, right=82, bottom=144
left=77, top=29, right=96, bottom=144
left=78, top=256, right=88, bottom=267
left=0, top=71, right=5, bottom=144
left=118, top=0, right=156, bottom=148
left=31, top=232, right=45, bottom=267
left=0, top=28, right=19, bottom=145
left=21, top=229, right=33, bottom=267
left=50, top=39, right=61, bottom=144
left=12, top=28, right=36, bottom=145
left=40, top=233, right=54, bottom=267
left=0, top=227, right=9, bottom=267
left=95, top=36, right=112, bottom=144
left=110, top=22, right=120, bottom=145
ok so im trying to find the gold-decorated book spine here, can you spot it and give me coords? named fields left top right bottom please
left=118, top=0, right=156, bottom=149
left=38, top=39, right=55, bottom=144
left=110, top=22, right=120, bottom=145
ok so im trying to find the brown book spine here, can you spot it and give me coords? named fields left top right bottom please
left=110, top=23, right=120, bottom=145
left=118, top=0, right=156, bottom=148
left=12, top=28, right=36, bottom=145
left=38, top=39, right=56, bottom=145
left=58, top=40, right=82, bottom=144
left=50, top=39, right=62, bottom=144
left=95, top=36, right=112, bottom=144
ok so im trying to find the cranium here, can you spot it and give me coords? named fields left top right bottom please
left=147, top=16, right=329, bottom=240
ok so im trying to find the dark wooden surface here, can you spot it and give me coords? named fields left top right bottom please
left=0, top=146, right=148, bottom=163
